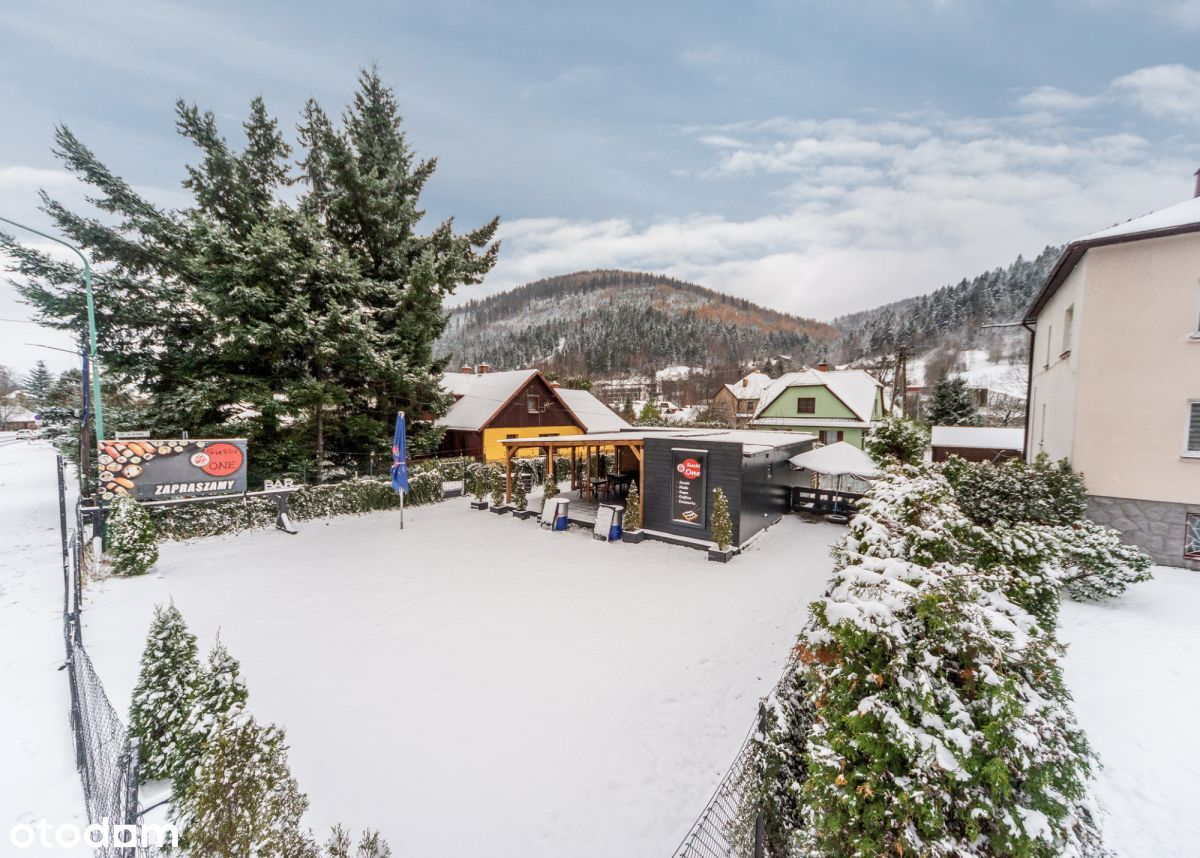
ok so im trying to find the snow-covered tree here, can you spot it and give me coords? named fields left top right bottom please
left=635, top=401, right=664, bottom=426
left=622, top=481, right=640, bottom=531
left=542, top=473, right=558, bottom=500
left=489, top=464, right=505, bottom=507
left=928, top=374, right=977, bottom=426
left=511, top=470, right=528, bottom=512
left=712, top=487, right=732, bottom=550
left=864, top=414, right=929, bottom=467
left=323, top=826, right=391, bottom=858
left=173, top=637, right=249, bottom=792
left=106, top=494, right=159, bottom=576
left=129, top=603, right=200, bottom=781
left=797, top=469, right=1105, bottom=857
left=172, top=709, right=319, bottom=857
left=21, top=360, right=53, bottom=407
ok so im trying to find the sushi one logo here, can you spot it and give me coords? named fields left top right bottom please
left=676, top=458, right=702, bottom=480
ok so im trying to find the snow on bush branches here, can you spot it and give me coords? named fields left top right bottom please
left=745, top=457, right=1150, bottom=857
left=106, top=494, right=159, bottom=576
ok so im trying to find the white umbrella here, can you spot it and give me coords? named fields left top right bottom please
left=787, top=441, right=881, bottom=513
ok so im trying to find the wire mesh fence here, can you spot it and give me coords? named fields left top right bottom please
left=671, top=658, right=799, bottom=858
left=59, top=454, right=147, bottom=857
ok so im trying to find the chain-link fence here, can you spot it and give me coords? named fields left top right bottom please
left=59, top=454, right=147, bottom=857
left=671, top=658, right=799, bottom=858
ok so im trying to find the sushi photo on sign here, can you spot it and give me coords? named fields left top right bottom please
left=96, top=439, right=248, bottom=501
left=671, top=449, right=707, bottom=528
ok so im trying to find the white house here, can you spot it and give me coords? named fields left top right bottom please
left=1025, top=191, right=1200, bottom=569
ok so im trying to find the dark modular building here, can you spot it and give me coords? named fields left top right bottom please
left=641, top=430, right=816, bottom=547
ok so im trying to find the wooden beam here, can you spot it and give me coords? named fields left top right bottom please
left=638, top=446, right=645, bottom=528
left=570, top=445, right=577, bottom=492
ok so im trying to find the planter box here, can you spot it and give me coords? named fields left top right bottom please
left=470, top=500, right=489, bottom=510
left=489, top=505, right=510, bottom=515
left=512, top=509, right=535, bottom=520
left=707, top=547, right=735, bottom=563
left=621, top=529, right=645, bottom=544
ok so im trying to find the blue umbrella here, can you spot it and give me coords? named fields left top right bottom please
left=391, top=412, right=409, bottom=528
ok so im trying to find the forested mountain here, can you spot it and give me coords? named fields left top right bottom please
left=438, top=270, right=836, bottom=377
left=831, top=246, right=1062, bottom=360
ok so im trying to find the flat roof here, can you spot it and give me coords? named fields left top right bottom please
left=930, top=425, right=1025, bottom=450
left=499, top=427, right=816, bottom=454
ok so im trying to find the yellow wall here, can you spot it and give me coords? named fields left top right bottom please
left=484, top=425, right=584, bottom=461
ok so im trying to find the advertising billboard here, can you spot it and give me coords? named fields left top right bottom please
left=97, top=438, right=248, bottom=501
left=671, top=448, right=707, bottom=528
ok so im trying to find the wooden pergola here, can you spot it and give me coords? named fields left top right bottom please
left=499, top=432, right=646, bottom=527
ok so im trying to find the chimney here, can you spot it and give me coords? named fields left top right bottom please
left=816, top=359, right=831, bottom=372
left=741, top=377, right=749, bottom=387
left=459, top=364, right=472, bottom=375
left=1194, top=168, right=1200, bottom=198
left=476, top=362, right=491, bottom=375
left=549, top=380, right=560, bottom=388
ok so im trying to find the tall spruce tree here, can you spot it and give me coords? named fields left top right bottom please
left=927, top=374, right=977, bottom=426
left=129, top=603, right=200, bottom=781
left=3, top=68, right=497, bottom=480
left=21, top=360, right=54, bottom=408
left=173, top=637, right=250, bottom=793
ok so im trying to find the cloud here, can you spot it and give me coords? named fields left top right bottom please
left=1110, top=64, right=1200, bottom=118
left=1017, top=86, right=1102, bottom=111
left=475, top=97, right=1199, bottom=321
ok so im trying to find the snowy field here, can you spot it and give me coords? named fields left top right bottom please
left=80, top=490, right=843, bottom=856
left=0, top=439, right=92, bottom=854
left=4, top=434, right=1198, bottom=857
left=1060, top=567, right=1200, bottom=856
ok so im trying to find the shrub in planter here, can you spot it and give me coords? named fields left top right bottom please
left=708, top=487, right=734, bottom=561
left=621, top=481, right=644, bottom=542
left=511, top=472, right=529, bottom=516
left=107, top=494, right=159, bottom=576
left=542, top=473, right=559, bottom=500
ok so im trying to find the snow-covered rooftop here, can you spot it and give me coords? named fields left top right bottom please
left=1079, top=195, right=1200, bottom=243
left=930, top=425, right=1025, bottom=450
left=437, top=369, right=539, bottom=431
left=754, top=369, right=881, bottom=422
left=499, top=427, right=816, bottom=454
left=554, top=388, right=632, bottom=433
left=723, top=371, right=774, bottom=401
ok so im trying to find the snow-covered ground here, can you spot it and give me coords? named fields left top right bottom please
left=81, top=498, right=842, bottom=856
left=0, top=438, right=92, bottom=853
left=909, top=347, right=1027, bottom=397
left=1060, top=567, right=1200, bottom=856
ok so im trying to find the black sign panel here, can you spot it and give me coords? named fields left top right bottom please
left=98, top=438, right=248, bottom=501
left=671, top=448, right=707, bottom=528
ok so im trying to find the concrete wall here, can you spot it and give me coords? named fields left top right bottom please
left=1088, top=495, right=1200, bottom=571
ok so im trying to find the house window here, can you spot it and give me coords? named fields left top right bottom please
left=1186, top=514, right=1200, bottom=560
left=796, top=397, right=816, bottom=414
left=819, top=430, right=844, bottom=444
left=1186, top=401, right=1200, bottom=456
left=527, top=394, right=540, bottom=414
left=1062, top=305, right=1074, bottom=355
left=506, top=433, right=517, bottom=440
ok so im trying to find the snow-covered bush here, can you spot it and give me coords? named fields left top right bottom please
left=106, top=494, right=159, bottom=576
left=172, top=709, right=318, bottom=857
left=511, top=471, right=528, bottom=512
left=324, top=826, right=392, bottom=858
left=129, top=603, right=200, bottom=781
left=864, top=414, right=929, bottom=466
left=712, top=487, right=732, bottom=550
left=797, top=469, right=1105, bottom=857
left=542, top=473, right=559, bottom=500
left=622, top=481, right=640, bottom=531
left=173, top=637, right=249, bottom=793
left=465, top=462, right=492, bottom=499
left=1054, top=520, right=1153, bottom=602
left=489, top=464, right=506, bottom=507
left=942, top=453, right=1086, bottom=528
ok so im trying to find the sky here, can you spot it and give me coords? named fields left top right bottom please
left=2, top=0, right=1200, bottom=373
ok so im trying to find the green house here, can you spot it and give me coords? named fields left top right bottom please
left=749, top=368, right=884, bottom=449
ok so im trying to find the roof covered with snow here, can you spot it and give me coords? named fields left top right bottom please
left=722, top=371, right=774, bottom=401
left=499, top=427, right=816, bottom=454
left=930, top=425, right=1025, bottom=450
left=754, top=369, right=881, bottom=422
left=554, top=388, right=632, bottom=433
left=1028, top=195, right=1200, bottom=320
left=437, top=370, right=539, bottom=431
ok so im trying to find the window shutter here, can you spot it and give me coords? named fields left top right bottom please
left=1189, top=402, right=1200, bottom=453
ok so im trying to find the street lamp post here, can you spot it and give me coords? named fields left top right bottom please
left=0, top=216, right=105, bottom=449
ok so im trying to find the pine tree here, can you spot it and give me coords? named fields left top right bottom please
left=711, top=487, right=732, bottom=550
left=864, top=414, right=929, bottom=466
left=129, top=603, right=200, bottom=781
left=21, top=360, right=53, bottom=408
left=173, top=637, right=249, bottom=793
left=927, top=374, right=977, bottom=426
left=622, top=481, right=640, bottom=531
left=106, top=495, right=159, bottom=576
left=323, top=826, right=391, bottom=858
left=636, top=401, right=664, bottom=426
left=172, top=710, right=318, bottom=857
